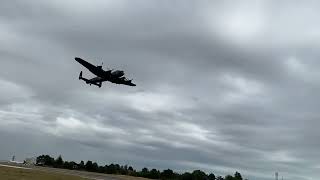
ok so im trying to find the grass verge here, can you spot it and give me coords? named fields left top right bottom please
left=0, top=165, right=88, bottom=180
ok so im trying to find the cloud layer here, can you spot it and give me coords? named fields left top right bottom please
left=1, top=1, right=320, bottom=179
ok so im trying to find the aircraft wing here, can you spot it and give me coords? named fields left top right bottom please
left=75, top=57, right=96, bottom=71
left=75, top=57, right=107, bottom=78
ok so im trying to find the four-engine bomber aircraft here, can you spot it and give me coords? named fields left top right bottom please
left=75, top=57, right=136, bottom=88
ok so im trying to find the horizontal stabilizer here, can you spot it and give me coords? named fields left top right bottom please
left=79, top=71, right=83, bottom=80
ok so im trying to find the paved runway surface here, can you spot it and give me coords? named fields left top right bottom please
left=0, top=164, right=32, bottom=170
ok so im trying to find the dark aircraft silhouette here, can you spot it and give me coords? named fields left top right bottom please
left=75, top=57, right=136, bottom=88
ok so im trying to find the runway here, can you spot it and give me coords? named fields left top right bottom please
left=0, top=164, right=32, bottom=170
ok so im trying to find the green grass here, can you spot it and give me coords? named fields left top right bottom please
left=0, top=166, right=88, bottom=180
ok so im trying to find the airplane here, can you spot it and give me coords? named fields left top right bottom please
left=74, top=57, right=136, bottom=88
left=9, top=155, right=24, bottom=164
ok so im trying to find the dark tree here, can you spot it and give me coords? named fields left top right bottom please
left=92, top=162, right=99, bottom=172
left=127, top=166, right=136, bottom=176
left=98, top=166, right=105, bottom=173
left=63, top=161, right=77, bottom=170
left=225, top=175, right=234, bottom=180
left=192, top=170, right=207, bottom=180
left=107, top=164, right=117, bottom=174
left=36, top=155, right=54, bottom=166
left=160, top=169, right=175, bottom=179
left=174, top=172, right=180, bottom=179
left=79, top=161, right=85, bottom=170
left=149, top=169, right=160, bottom=179
left=140, top=167, right=149, bottom=177
left=70, top=161, right=78, bottom=169
left=208, top=173, right=216, bottom=180
left=180, top=172, right=192, bottom=180
left=85, top=161, right=93, bottom=171
left=216, top=176, right=224, bottom=180
left=120, top=165, right=128, bottom=175
left=234, top=172, right=242, bottom=180
left=128, top=166, right=134, bottom=171
left=115, top=164, right=121, bottom=174
left=54, top=155, right=64, bottom=168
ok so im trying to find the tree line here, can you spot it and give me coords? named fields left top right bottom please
left=36, top=154, right=246, bottom=180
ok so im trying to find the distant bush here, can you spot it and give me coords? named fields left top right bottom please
left=35, top=154, right=244, bottom=180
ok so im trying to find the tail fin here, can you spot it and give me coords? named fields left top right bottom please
left=79, top=71, right=83, bottom=80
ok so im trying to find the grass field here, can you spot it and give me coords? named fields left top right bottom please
left=0, top=166, right=88, bottom=180
left=0, top=164, right=152, bottom=180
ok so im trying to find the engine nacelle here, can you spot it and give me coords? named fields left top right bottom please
left=111, top=70, right=124, bottom=78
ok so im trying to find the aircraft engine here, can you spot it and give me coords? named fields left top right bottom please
left=111, top=70, right=124, bottom=77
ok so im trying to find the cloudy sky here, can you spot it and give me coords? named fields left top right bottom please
left=1, top=0, right=320, bottom=179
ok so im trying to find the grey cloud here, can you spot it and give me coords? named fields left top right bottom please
left=2, top=1, right=320, bottom=180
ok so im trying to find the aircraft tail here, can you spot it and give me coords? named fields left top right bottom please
left=78, top=71, right=101, bottom=88
left=78, top=71, right=88, bottom=82
left=79, top=71, right=83, bottom=80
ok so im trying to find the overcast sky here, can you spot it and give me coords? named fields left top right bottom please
left=1, top=0, right=320, bottom=179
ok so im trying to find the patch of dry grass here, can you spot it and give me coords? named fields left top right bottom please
left=116, top=175, right=152, bottom=180
left=0, top=166, right=88, bottom=180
